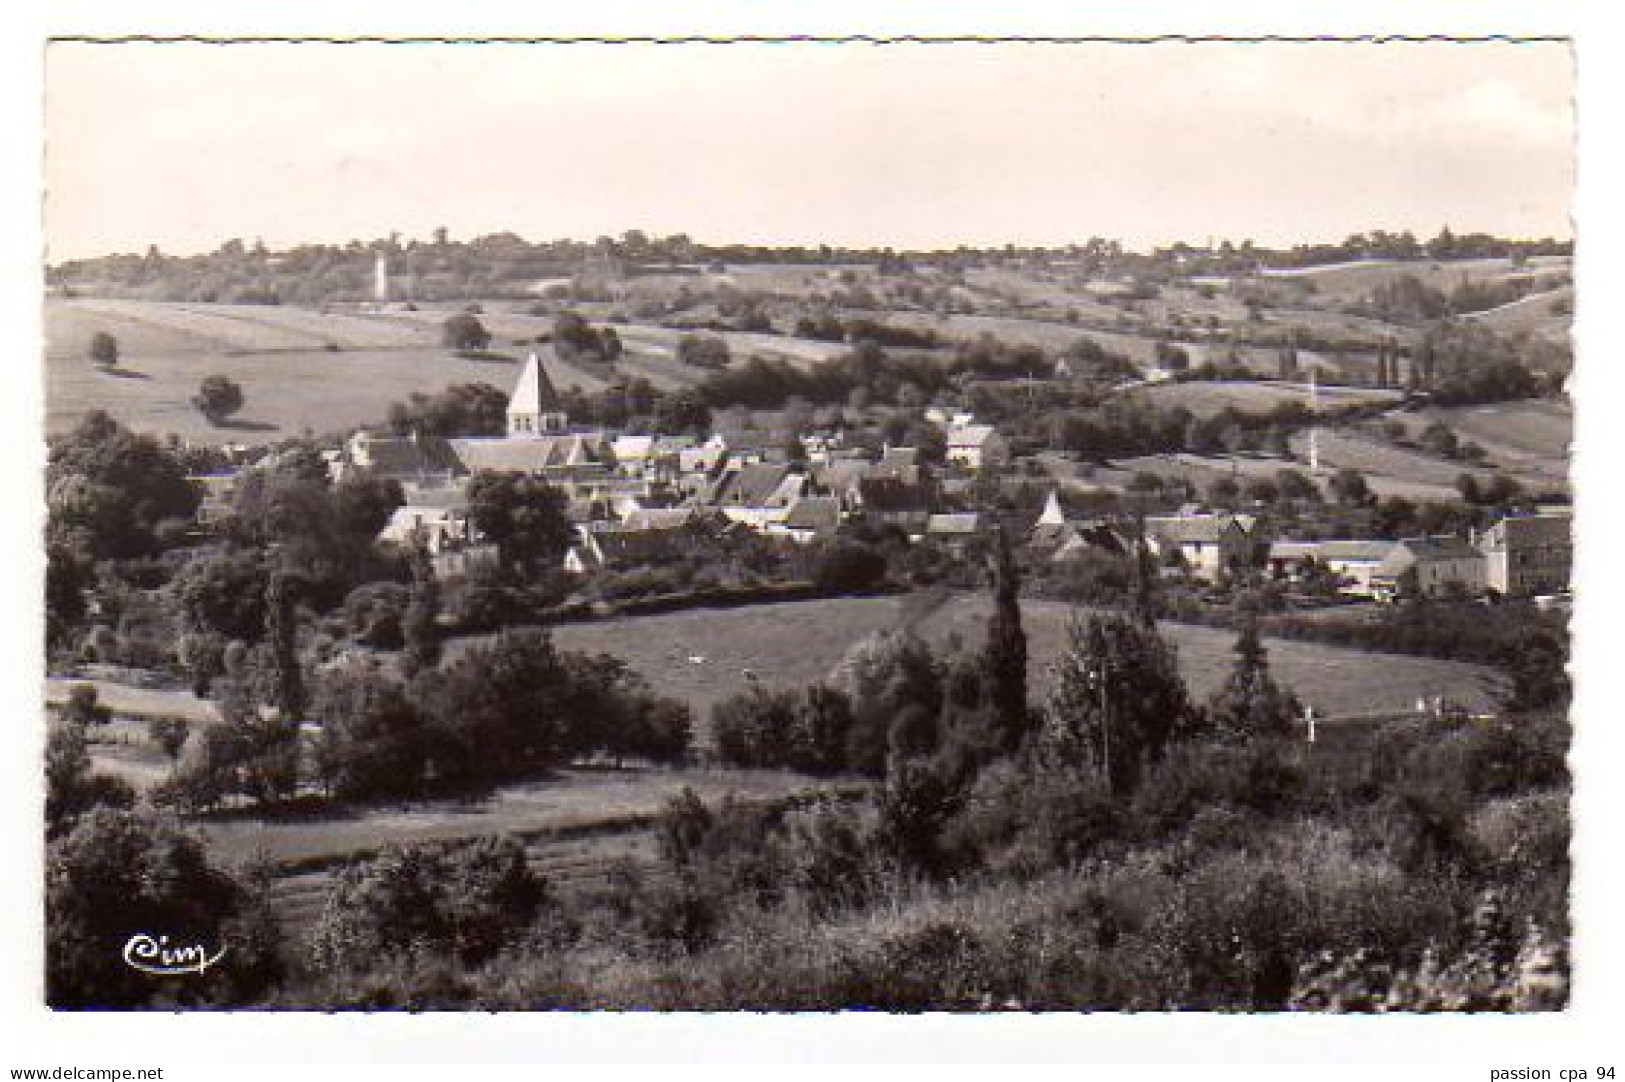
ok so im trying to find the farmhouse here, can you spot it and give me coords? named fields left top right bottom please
left=1475, top=512, right=1572, bottom=598
left=1143, top=513, right=1258, bottom=582
left=1371, top=536, right=1487, bottom=601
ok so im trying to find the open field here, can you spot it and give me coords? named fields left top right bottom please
left=1124, top=379, right=1402, bottom=419
left=543, top=593, right=1500, bottom=725
left=47, top=297, right=864, bottom=441
left=1463, top=286, right=1573, bottom=344
left=1285, top=426, right=1555, bottom=501
left=47, top=342, right=539, bottom=444
left=199, top=766, right=839, bottom=866
left=1425, top=399, right=1570, bottom=466
left=45, top=676, right=218, bottom=724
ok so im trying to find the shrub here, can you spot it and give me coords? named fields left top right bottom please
left=61, top=684, right=111, bottom=727
left=312, top=837, right=548, bottom=973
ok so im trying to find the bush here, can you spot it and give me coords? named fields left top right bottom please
left=47, top=809, right=281, bottom=1007
left=1132, top=738, right=1305, bottom=837
left=312, top=837, right=548, bottom=973
left=812, top=539, right=889, bottom=594
left=60, top=684, right=111, bottom=727
left=342, top=582, right=410, bottom=648
left=441, top=312, right=492, bottom=351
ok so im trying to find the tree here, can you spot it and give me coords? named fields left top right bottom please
left=46, top=723, right=133, bottom=839
left=401, top=541, right=442, bottom=676
left=313, top=663, right=428, bottom=800
left=980, top=528, right=1031, bottom=758
left=60, top=684, right=111, bottom=728
left=652, top=388, right=712, bottom=435
left=407, top=628, right=577, bottom=786
left=47, top=809, right=280, bottom=1007
left=1044, top=610, right=1194, bottom=798
left=829, top=630, right=942, bottom=777
left=1206, top=607, right=1302, bottom=742
left=47, top=411, right=200, bottom=559
left=173, top=546, right=271, bottom=642
left=812, top=538, right=888, bottom=593
left=193, top=375, right=245, bottom=426
left=1419, top=422, right=1460, bottom=459
left=465, top=472, right=574, bottom=575
left=677, top=332, right=730, bottom=369
left=1501, top=628, right=1570, bottom=713
left=265, top=567, right=306, bottom=723
left=441, top=312, right=492, bottom=351
left=1331, top=467, right=1370, bottom=506
left=89, top=331, right=119, bottom=369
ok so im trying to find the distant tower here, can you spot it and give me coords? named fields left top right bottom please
left=1307, top=367, right=1322, bottom=474
left=374, top=251, right=390, bottom=303
left=507, top=353, right=568, bottom=437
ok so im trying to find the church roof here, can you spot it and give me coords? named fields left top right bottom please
left=448, top=433, right=608, bottom=474
left=508, top=352, right=563, bottom=416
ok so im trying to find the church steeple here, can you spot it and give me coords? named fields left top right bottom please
left=507, top=352, right=567, bottom=437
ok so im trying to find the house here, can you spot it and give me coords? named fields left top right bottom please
left=710, top=463, right=805, bottom=530
left=851, top=475, right=933, bottom=534
left=1311, top=540, right=1397, bottom=596
left=565, top=517, right=689, bottom=574
left=944, top=424, right=1009, bottom=471
left=922, top=512, right=987, bottom=556
left=332, top=429, right=456, bottom=485
left=187, top=472, right=239, bottom=528
left=1143, top=513, right=1257, bottom=582
left=1371, top=536, right=1486, bottom=601
left=770, top=496, right=843, bottom=544
left=1267, top=539, right=1396, bottom=596
left=1476, top=513, right=1572, bottom=598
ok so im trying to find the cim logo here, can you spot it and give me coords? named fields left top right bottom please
left=120, top=933, right=227, bottom=977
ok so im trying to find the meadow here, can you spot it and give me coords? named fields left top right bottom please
left=46, top=297, right=862, bottom=442
left=1258, top=256, right=1566, bottom=303
left=1126, top=379, right=1402, bottom=419
left=545, top=593, right=1501, bottom=725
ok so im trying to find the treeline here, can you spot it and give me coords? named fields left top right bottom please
left=1273, top=228, right=1571, bottom=270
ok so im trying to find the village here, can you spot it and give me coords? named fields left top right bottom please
left=182, top=344, right=1570, bottom=616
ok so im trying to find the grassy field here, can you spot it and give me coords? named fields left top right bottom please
left=46, top=297, right=863, bottom=441
left=1463, top=286, right=1572, bottom=344
left=199, top=765, right=838, bottom=866
left=1257, top=257, right=1567, bottom=303
left=1125, top=380, right=1401, bottom=419
left=544, top=593, right=1500, bottom=726
left=1426, top=399, right=1570, bottom=464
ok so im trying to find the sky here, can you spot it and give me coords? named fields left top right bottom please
left=44, top=39, right=1574, bottom=261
